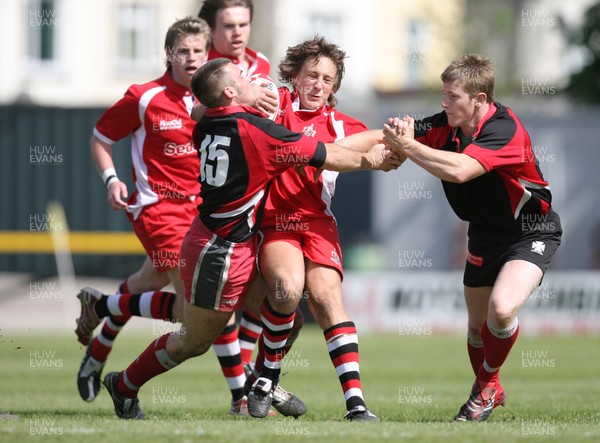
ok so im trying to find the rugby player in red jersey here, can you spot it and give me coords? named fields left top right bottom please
left=245, top=36, right=386, bottom=422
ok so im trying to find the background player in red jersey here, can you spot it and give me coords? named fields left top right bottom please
left=383, top=54, right=562, bottom=422
left=245, top=36, right=396, bottom=421
left=198, top=0, right=270, bottom=77
left=75, top=16, right=210, bottom=403
left=97, top=57, right=396, bottom=420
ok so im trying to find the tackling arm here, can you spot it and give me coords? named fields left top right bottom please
left=383, top=118, right=485, bottom=183
left=320, top=142, right=386, bottom=172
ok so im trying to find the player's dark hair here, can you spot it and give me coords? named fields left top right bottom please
left=198, top=0, right=254, bottom=29
left=278, top=35, right=346, bottom=107
left=192, top=58, right=233, bottom=107
left=164, top=17, right=211, bottom=69
left=441, top=54, right=495, bottom=103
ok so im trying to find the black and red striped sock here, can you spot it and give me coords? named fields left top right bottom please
left=95, top=291, right=176, bottom=321
left=259, top=299, right=295, bottom=382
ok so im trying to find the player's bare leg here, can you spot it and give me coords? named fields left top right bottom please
left=103, top=302, right=232, bottom=419
left=464, top=285, right=491, bottom=375
left=128, top=256, right=171, bottom=293
left=488, top=260, right=542, bottom=328
left=455, top=260, right=542, bottom=421
left=305, top=263, right=349, bottom=328
left=77, top=257, right=172, bottom=402
left=165, top=267, right=185, bottom=320
left=305, top=261, right=378, bottom=422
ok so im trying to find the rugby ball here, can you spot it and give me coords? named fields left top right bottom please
left=250, top=75, right=280, bottom=121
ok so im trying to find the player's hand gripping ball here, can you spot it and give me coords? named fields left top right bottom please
left=250, top=75, right=280, bottom=121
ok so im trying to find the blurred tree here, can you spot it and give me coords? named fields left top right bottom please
left=565, top=1, right=600, bottom=102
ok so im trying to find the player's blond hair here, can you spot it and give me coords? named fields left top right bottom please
left=278, top=35, right=346, bottom=107
left=441, top=54, right=495, bottom=103
left=164, top=17, right=211, bottom=69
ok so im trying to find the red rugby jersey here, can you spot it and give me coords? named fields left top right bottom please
left=93, top=71, right=198, bottom=219
left=262, top=88, right=367, bottom=228
left=207, top=47, right=270, bottom=77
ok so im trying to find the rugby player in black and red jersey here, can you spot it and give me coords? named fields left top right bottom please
left=76, top=11, right=278, bottom=416
left=384, top=53, right=561, bottom=422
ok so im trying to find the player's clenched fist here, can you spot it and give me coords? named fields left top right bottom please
left=107, top=180, right=128, bottom=211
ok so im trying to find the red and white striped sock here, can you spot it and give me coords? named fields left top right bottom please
left=103, top=291, right=177, bottom=321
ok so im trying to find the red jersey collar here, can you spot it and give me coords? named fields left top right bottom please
left=209, top=47, right=257, bottom=67
left=473, top=102, right=497, bottom=138
left=163, top=70, right=193, bottom=97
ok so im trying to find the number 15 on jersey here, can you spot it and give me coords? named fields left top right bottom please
left=199, top=134, right=231, bottom=187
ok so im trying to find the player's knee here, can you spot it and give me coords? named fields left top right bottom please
left=488, top=303, right=517, bottom=329
left=309, top=293, right=345, bottom=323
left=180, top=340, right=210, bottom=359
left=269, top=275, right=304, bottom=306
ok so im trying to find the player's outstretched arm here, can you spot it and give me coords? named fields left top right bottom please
left=90, top=135, right=128, bottom=210
left=383, top=116, right=485, bottom=183
left=337, top=130, right=383, bottom=152
left=337, top=129, right=405, bottom=170
left=322, top=142, right=388, bottom=172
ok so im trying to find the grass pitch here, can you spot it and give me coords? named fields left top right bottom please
left=0, top=326, right=599, bottom=443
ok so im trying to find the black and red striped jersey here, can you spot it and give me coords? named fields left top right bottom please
left=415, top=102, right=557, bottom=233
left=193, top=105, right=326, bottom=242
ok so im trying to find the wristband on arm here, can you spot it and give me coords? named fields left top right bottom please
left=101, top=168, right=119, bottom=189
